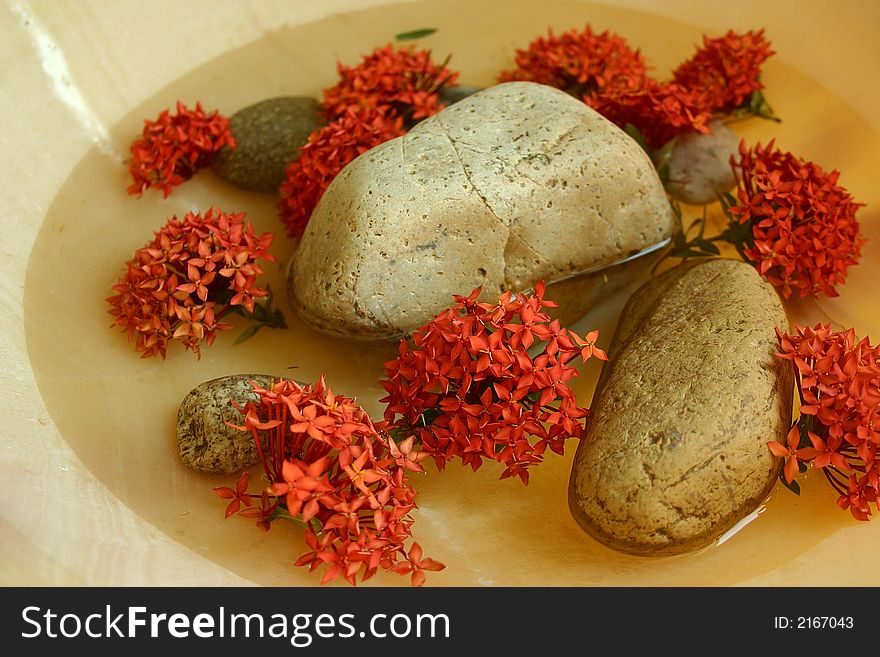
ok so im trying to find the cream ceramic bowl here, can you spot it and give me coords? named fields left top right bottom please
left=3, top=0, right=879, bottom=585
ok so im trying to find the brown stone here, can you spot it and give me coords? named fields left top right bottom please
left=568, top=258, right=793, bottom=556
left=212, top=96, right=322, bottom=192
left=177, top=374, right=273, bottom=474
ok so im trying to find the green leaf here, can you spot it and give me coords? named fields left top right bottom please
left=684, top=216, right=704, bottom=236
left=238, top=285, right=287, bottom=331
left=796, top=414, right=815, bottom=449
left=694, top=240, right=721, bottom=255
left=652, top=138, right=675, bottom=177
left=270, top=506, right=309, bottom=529
left=748, top=89, right=781, bottom=122
left=234, top=323, right=263, bottom=345
left=418, top=406, right=443, bottom=428
left=623, top=123, right=652, bottom=159
left=395, top=28, right=437, bottom=41
left=251, top=303, right=269, bottom=322
left=670, top=248, right=712, bottom=260
left=719, top=191, right=738, bottom=209
left=657, top=162, right=670, bottom=186
left=780, top=475, right=801, bottom=496
left=720, top=218, right=754, bottom=245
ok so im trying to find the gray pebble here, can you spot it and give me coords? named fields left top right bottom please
left=666, top=120, right=738, bottom=205
left=177, top=374, right=274, bottom=474
left=212, top=97, right=323, bottom=192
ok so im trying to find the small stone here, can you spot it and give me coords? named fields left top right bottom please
left=212, top=97, right=323, bottom=192
left=666, top=120, right=738, bottom=205
left=177, top=374, right=273, bottom=474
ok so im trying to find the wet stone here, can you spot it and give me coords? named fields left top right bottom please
left=177, top=374, right=273, bottom=474
left=212, top=96, right=323, bottom=192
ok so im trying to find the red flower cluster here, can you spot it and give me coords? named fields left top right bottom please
left=322, top=44, right=459, bottom=122
left=499, top=26, right=647, bottom=96
left=216, top=377, right=442, bottom=586
left=772, top=324, right=880, bottom=520
left=381, top=284, right=606, bottom=484
left=127, top=101, right=235, bottom=197
left=673, top=29, right=774, bottom=113
left=591, top=80, right=711, bottom=150
left=277, top=106, right=405, bottom=239
left=107, top=208, right=275, bottom=358
left=278, top=45, right=458, bottom=238
left=725, top=140, right=865, bottom=299
left=501, top=26, right=776, bottom=150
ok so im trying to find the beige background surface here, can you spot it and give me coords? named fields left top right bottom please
left=2, top=0, right=878, bottom=585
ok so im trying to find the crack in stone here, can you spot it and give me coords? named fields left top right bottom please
left=433, top=113, right=557, bottom=285
left=434, top=113, right=508, bottom=228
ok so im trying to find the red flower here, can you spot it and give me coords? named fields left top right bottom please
left=127, top=101, right=234, bottom=197
left=837, top=474, right=876, bottom=522
left=278, top=45, right=458, bottom=239
left=107, top=208, right=276, bottom=358
left=725, top=140, right=865, bottom=299
left=673, top=29, right=774, bottom=113
left=221, top=377, right=441, bottom=586
left=390, top=542, right=445, bottom=587
left=381, top=283, right=604, bottom=483
left=572, top=329, right=608, bottom=362
left=388, top=435, right=429, bottom=473
left=322, top=44, right=458, bottom=122
left=235, top=490, right=278, bottom=532
left=589, top=80, right=711, bottom=150
left=807, top=433, right=849, bottom=471
left=499, top=26, right=648, bottom=98
left=775, top=324, right=880, bottom=520
left=767, top=425, right=817, bottom=484
left=213, top=471, right=253, bottom=518
left=277, top=105, right=405, bottom=239
left=499, top=26, right=717, bottom=150
left=269, top=458, right=333, bottom=521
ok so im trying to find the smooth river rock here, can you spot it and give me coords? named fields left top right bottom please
left=289, top=81, right=676, bottom=340
left=568, top=258, right=793, bottom=556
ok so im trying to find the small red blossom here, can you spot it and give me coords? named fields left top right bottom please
left=390, top=542, right=445, bottom=587
left=590, top=80, right=712, bottom=150
left=388, top=435, right=429, bottom=473
left=127, top=101, right=235, bottom=197
left=725, top=140, right=865, bottom=299
left=277, top=45, right=457, bottom=239
left=220, top=377, right=442, bottom=586
left=322, top=44, right=459, bottom=122
left=277, top=105, right=405, bottom=239
left=501, top=26, right=777, bottom=153
left=767, top=425, right=818, bottom=484
left=213, top=471, right=253, bottom=519
left=380, top=283, right=604, bottom=483
left=773, top=324, right=880, bottom=520
left=269, top=458, right=334, bottom=521
left=236, top=490, right=278, bottom=532
left=107, top=208, right=276, bottom=358
left=499, top=26, right=648, bottom=97
left=673, top=29, right=774, bottom=113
